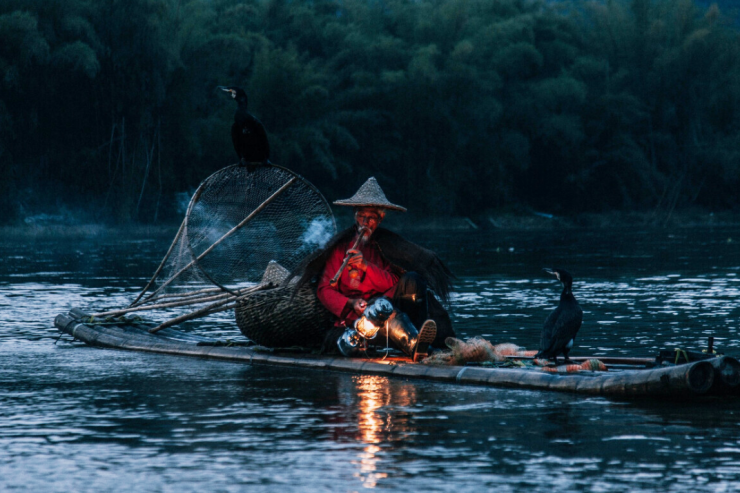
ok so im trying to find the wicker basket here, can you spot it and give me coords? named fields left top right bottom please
left=234, top=284, right=332, bottom=348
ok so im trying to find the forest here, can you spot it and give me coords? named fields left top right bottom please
left=1, top=0, right=739, bottom=225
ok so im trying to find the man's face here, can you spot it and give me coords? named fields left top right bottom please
left=355, top=207, right=384, bottom=237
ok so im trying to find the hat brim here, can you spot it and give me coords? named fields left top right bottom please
left=333, top=200, right=407, bottom=212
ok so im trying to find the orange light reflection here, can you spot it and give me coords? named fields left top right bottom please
left=351, top=375, right=417, bottom=488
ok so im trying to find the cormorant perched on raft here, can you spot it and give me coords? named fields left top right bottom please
left=218, top=86, right=270, bottom=171
left=535, top=268, right=583, bottom=364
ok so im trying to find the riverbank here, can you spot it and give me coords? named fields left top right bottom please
left=1, top=209, right=737, bottom=239
left=358, top=208, right=740, bottom=231
left=0, top=223, right=181, bottom=240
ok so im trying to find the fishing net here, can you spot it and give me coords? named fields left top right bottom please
left=126, top=164, right=336, bottom=332
left=420, top=337, right=609, bottom=371
left=421, top=337, right=538, bottom=366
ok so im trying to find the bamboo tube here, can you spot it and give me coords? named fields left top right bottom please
left=602, top=361, right=713, bottom=396
left=329, top=227, right=368, bottom=287
left=708, top=356, right=740, bottom=395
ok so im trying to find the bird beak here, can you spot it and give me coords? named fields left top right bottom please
left=543, top=268, right=560, bottom=280
left=218, top=86, right=233, bottom=94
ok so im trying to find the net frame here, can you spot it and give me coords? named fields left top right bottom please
left=129, top=164, right=336, bottom=309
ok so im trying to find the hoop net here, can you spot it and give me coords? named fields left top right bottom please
left=131, top=165, right=336, bottom=313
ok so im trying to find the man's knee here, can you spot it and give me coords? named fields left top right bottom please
left=394, top=272, right=427, bottom=300
left=393, top=272, right=427, bottom=326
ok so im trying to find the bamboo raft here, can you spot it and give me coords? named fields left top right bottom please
left=54, top=309, right=740, bottom=399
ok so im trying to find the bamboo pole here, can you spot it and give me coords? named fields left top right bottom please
left=55, top=312, right=725, bottom=398
left=129, top=217, right=187, bottom=307
left=137, top=288, right=234, bottom=306
left=149, top=296, right=244, bottom=333
left=505, top=355, right=656, bottom=366
left=146, top=176, right=297, bottom=299
left=94, top=292, right=233, bottom=318
left=139, top=286, right=225, bottom=303
left=95, top=284, right=265, bottom=318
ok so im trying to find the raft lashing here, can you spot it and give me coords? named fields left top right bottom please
left=54, top=309, right=740, bottom=399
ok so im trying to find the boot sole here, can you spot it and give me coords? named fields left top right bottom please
left=413, top=320, right=437, bottom=362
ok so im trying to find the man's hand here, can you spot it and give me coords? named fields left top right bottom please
left=350, top=298, right=367, bottom=316
left=346, top=249, right=368, bottom=272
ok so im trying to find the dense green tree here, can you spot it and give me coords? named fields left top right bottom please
left=0, top=0, right=738, bottom=224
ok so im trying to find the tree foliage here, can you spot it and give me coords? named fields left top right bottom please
left=0, top=0, right=738, bottom=224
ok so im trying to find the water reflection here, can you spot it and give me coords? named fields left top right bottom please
left=356, top=376, right=391, bottom=445
left=349, top=375, right=417, bottom=488
left=2, top=227, right=740, bottom=491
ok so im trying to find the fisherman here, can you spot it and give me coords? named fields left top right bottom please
left=298, top=177, right=455, bottom=360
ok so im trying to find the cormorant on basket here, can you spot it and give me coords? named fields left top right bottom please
left=219, top=86, right=270, bottom=171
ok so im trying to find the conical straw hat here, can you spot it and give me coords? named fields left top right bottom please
left=333, top=177, right=407, bottom=212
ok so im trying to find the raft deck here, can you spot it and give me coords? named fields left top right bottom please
left=54, top=309, right=740, bottom=399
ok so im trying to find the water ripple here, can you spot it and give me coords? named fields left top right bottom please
left=1, top=229, right=740, bottom=491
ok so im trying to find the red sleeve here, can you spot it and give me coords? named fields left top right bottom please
left=316, top=241, right=400, bottom=323
left=363, top=258, right=399, bottom=293
left=317, top=245, right=353, bottom=319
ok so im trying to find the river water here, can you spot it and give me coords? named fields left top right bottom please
left=1, top=224, right=739, bottom=492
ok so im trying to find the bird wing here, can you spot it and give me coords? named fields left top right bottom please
left=238, top=116, right=270, bottom=161
left=250, top=117, right=268, bottom=143
left=249, top=117, right=270, bottom=159
left=538, top=307, right=560, bottom=353
left=231, top=123, right=244, bottom=159
left=537, top=304, right=583, bottom=357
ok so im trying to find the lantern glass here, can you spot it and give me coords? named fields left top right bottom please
left=356, top=316, right=381, bottom=339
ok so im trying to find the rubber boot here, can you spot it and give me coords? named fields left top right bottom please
left=413, top=320, right=437, bottom=362
left=379, top=311, right=418, bottom=357
left=378, top=312, right=437, bottom=361
left=393, top=272, right=428, bottom=328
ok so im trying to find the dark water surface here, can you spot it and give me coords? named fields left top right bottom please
left=2, top=225, right=739, bottom=492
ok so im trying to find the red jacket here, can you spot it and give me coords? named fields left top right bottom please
left=317, top=236, right=399, bottom=325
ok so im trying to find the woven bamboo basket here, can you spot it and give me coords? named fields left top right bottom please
left=235, top=284, right=332, bottom=348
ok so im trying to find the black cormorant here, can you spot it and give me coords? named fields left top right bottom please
left=219, top=86, right=270, bottom=169
left=535, top=268, right=583, bottom=364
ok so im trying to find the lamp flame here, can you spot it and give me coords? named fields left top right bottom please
left=355, top=316, right=381, bottom=339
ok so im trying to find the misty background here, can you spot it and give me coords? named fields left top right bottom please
left=1, top=0, right=739, bottom=226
